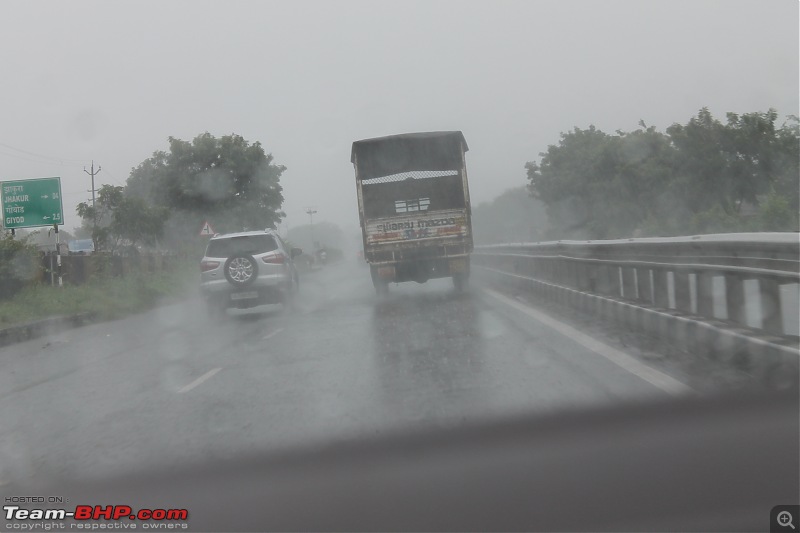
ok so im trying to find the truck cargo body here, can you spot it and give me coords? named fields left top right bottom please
left=351, top=131, right=473, bottom=292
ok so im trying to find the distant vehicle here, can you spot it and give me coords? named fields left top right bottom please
left=351, top=131, right=473, bottom=294
left=199, top=230, right=302, bottom=316
left=68, top=239, right=95, bottom=255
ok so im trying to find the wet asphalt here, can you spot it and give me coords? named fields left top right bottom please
left=0, top=261, right=754, bottom=486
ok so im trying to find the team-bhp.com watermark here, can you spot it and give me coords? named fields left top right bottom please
left=3, top=498, right=189, bottom=530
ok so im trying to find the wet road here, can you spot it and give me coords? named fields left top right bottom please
left=0, top=262, right=747, bottom=485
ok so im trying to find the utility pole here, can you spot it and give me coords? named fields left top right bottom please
left=305, top=208, right=318, bottom=252
left=84, top=160, right=102, bottom=210
left=84, top=160, right=101, bottom=241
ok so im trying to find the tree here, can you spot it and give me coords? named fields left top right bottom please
left=526, top=126, right=615, bottom=238
left=76, top=185, right=168, bottom=251
left=0, top=235, right=40, bottom=301
left=758, top=190, right=798, bottom=232
left=772, top=115, right=800, bottom=215
left=526, top=125, right=676, bottom=238
left=527, top=108, right=798, bottom=239
left=667, top=108, right=786, bottom=216
left=76, top=184, right=121, bottom=250
left=126, top=133, right=286, bottom=240
left=665, top=108, right=730, bottom=215
left=723, top=109, right=779, bottom=212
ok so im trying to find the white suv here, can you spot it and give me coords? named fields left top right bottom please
left=200, top=230, right=301, bottom=315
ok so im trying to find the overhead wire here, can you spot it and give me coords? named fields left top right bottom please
left=0, top=142, right=87, bottom=166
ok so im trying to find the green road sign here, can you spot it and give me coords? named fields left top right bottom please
left=1, top=177, right=64, bottom=229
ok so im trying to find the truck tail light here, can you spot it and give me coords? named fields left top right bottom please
left=377, top=266, right=396, bottom=279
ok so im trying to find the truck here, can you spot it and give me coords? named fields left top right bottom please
left=351, top=131, right=473, bottom=294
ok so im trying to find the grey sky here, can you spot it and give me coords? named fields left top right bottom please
left=1, top=0, right=797, bottom=240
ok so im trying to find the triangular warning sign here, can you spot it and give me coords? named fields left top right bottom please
left=199, top=221, right=215, bottom=236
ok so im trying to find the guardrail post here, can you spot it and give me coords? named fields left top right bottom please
left=586, top=264, right=597, bottom=293
left=621, top=267, right=636, bottom=300
left=674, top=270, right=692, bottom=314
left=610, top=265, right=621, bottom=297
left=637, top=268, right=652, bottom=304
left=569, top=260, right=580, bottom=289
left=526, top=256, right=535, bottom=279
left=565, top=260, right=574, bottom=288
left=696, top=272, right=715, bottom=319
left=576, top=261, right=590, bottom=291
left=653, top=269, right=669, bottom=308
left=596, top=265, right=615, bottom=296
left=760, top=278, right=784, bottom=335
left=725, top=273, right=746, bottom=326
left=555, top=258, right=565, bottom=285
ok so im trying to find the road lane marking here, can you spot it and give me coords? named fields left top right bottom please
left=178, top=368, right=222, bottom=394
left=262, top=328, right=284, bottom=340
left=482, top=288, right=693, bottom=396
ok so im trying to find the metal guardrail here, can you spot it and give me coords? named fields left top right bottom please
left=474, top=233, right=800, bottom=338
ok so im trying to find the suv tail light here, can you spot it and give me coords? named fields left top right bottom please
left=200, top=260, right=220, bottom=272
left=262, top=253, right=286, bottom=264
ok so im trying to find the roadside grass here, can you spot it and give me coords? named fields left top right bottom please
left=0, top=259, right=199, bottom=327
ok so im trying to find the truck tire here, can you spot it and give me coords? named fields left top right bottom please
left=370, top=266, right=389, bottom=296
left=374, top=279, right=389, bottom=296
left=453, top=272, right=469, bottom=292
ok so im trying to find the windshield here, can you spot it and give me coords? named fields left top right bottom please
left=0, top=1, right=797, bottom=531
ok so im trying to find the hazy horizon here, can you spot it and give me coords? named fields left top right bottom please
left=2, top=0, right=797, bottom=241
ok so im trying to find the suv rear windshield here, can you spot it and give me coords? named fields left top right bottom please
left=206, top=235, right=278, bottom=258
